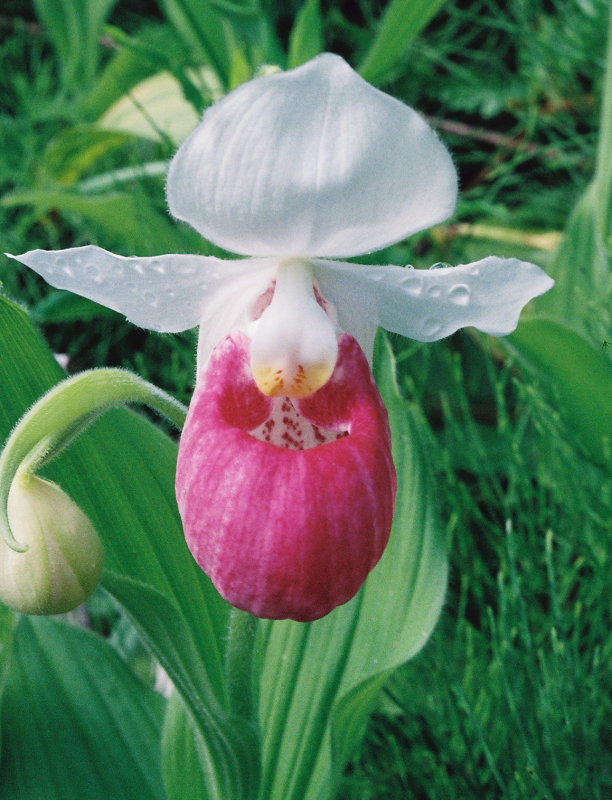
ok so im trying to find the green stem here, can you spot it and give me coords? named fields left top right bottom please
left=0, top=368, right=187, bottom=551
left=225, top=608, right=259, bottom=721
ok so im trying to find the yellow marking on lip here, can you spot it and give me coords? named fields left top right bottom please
left=252, top=361, right=334, bottom=399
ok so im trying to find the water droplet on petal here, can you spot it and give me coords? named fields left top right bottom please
left=400, top=276, right=423, bottom=295
left=429, top=262, right=452, bottom=270
left=143, top=290, right=159, bottom=308
left=467, top=265, right=481, bottom=276
left=427, top=285, right=442, bottom=298
left=55, top=257, right=73, bottom=278
left=150, top=260, right=165, bottom=274
left=86, top=263, right=102, bottom=283
left=448, top=284, right=471, bottom=306
left=422, top=318, right=442, bottom=337
left=404, top=264, right=415, bottom=270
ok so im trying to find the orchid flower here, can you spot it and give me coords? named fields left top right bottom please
left=10, top=54, right=553, bottom=622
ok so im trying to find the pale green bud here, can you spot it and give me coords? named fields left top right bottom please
left=0, top=475, right=104, bottom=614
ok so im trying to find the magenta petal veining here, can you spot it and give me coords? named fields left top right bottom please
left=176, top=332, right=396, bottom=622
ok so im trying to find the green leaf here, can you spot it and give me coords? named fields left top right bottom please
left=288, top=0, right=324, bottom=69
left=0, top=607, right=17, bottom=758
left=158, top=0, right=231, bottom=86
left=0, top=294, right=261, bottom=800
left=536, top=183, right=610, bottom=346
left=0, top=616, right=165, bottom=799
left=32, top=0, right=120, bottom=92
left=98, top=68, right=223, bottom=145
left=82, top=23, right=192, bottom=120
left=594, top=10, right=612, bottom=250
left=2, top=190, right=203, bottom=256
left=537, top=15, right=611, bottom=346
left=162, top=693, right=210, bottom=800
left=104, top=573, right=261, bottom=800
left=258, top=333, right=447, bottom=800
left=36, top=127, right=132, bottom=187
left=0, top=293, right=228, bottom=706
left=507, top=318, right=612, bottom=465
left=30, top=291, right=118, bottom=324
left=358, top=0, right=449, bottom=85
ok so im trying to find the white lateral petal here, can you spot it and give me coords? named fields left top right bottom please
left=167, top=53, right=457, bottom=258
left=9, top=246, right=273, bottom=334
left=314, top=257, right=554, bottom=344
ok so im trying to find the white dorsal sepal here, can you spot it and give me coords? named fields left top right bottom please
left=249, top=259, right=338, bottom=398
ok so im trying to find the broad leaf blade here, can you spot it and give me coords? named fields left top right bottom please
left=0, top=294, right=260, bottom=800
left=162, top=693, right=210, bottom=800
left=258, top=334, right=447, bottom=800
left=2, top=190, right=204, bottom=255
left=507, top=318, right=612, bottom=465
left=0, top=607, right=16, bottom=759
left=536, top=183, right=610, bottom=346
left=358, top=0, right=448, bottom=85
left=288, top=0, right=324, bottom=68
left=104, top=572, right=261, bottom=800
left=537, top=16, right=611, bottom=345
left=0, top=617, right=165, bottom=799
left=158, top=0, right=231, bottom=86
left=98, top=68, right=223, bottom=144
left=0, top=293, right=228, bottom=695
left=594, top=9, right=612, bottom=250
left=32, top=0, right=120, bottom=91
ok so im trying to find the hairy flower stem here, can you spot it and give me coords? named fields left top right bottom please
left=0, top=368, right=187, bottom=551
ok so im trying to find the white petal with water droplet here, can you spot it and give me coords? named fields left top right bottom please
left=314, top=256, right=554, bottom=345
left=167, top=53, right=457, bottom=258
left=8, top=246, right=275, bottom=338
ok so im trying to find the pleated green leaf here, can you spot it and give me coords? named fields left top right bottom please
left=0, top=616, right=165, bottom=799
left=536, top=13, right=610, bottom=346
left=288, top=0, right=323, bottom=68
left=104, top=572, right=261, bottom=800
left=258, top=333, right=448, bottom=800
left=0, top=294, right=228, bottom=686
left=30, top=291, right=117, bottom=324
left=32, top=0, right=120, bottom=91
left=594, top=10, right=611, bottom=253
left=0, top=294, right=261, bottom=798
left=2, top=190, right=203, bottom=256
left=358, top=0, right=449, bottom=85
left=162, top=692, right=216, bottom=800
left=508, top=318, right=612, bottom=465
left=157, top=0, right=231, bottom=86
left=0, top=607, right=16, bottom=758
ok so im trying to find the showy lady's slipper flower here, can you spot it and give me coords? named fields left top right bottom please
left=10, top=54, right=553, bottom=621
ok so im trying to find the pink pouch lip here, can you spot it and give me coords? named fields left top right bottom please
left=176, top=332, right=396, bottom=622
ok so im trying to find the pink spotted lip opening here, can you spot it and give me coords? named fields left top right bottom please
left=249, top=395, right=348, bottom=450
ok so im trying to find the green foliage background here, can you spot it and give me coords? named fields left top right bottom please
left=0, top=1, right=610, bottom=798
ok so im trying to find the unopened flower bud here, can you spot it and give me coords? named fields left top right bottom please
left=0, top=475, right=104, bottom=614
